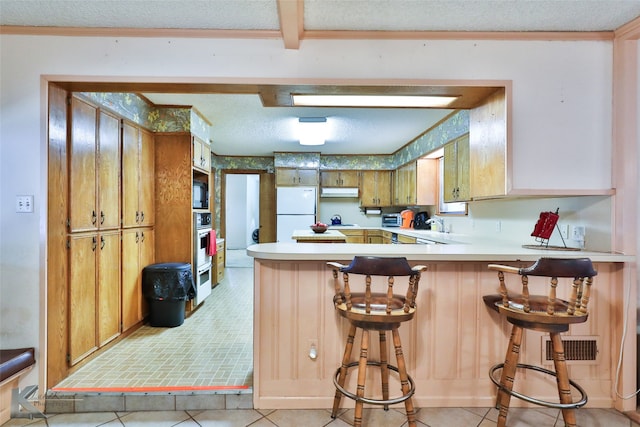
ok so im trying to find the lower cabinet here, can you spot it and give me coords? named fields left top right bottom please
left=68, top=230, right=120, bottom=366
left=122, top=228, right=154, bottom=332
left=214, top=239, right=225, bottom=284
left=339, top=229, right=365, bottom=243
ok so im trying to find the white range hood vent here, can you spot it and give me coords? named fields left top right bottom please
left=320, top=187, right=359, bottom=198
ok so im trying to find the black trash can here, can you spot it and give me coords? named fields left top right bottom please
left=142, top=262, right=195, bottom=327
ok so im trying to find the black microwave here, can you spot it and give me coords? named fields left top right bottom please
left=193, top=181, right=209, bottom=209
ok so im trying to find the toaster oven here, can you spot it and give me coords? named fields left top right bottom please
left=381, top=213, right=402, bottom=227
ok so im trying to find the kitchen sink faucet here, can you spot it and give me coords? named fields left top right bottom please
left=426, top=217, right=445, bottom=232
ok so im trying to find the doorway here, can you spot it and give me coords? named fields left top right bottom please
left=225, top=174, right=260, bottom=249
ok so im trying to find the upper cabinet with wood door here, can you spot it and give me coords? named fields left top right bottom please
left=393, top=160, right=437, bottom=207
left=192, top=135, right=211, bottom=172
left=443, top=135, right=470, bottom=203
left=320, top=170, right=359, bottom=188
left=359, top=170, right=392, bottom=207
left=469, top=88, right=507, bottom=199
left=276, top=167, right=318, bottom=186
left=122, top=121, right=155, bottom=228
left=68, top=97, right=120, bottom=232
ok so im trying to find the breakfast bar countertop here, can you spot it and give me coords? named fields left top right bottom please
left=247, top=240, right=634, bottom=263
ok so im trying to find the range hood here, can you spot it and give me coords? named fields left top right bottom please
left=320, top=187, right=359, bottom=198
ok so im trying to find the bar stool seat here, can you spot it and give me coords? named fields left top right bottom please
left=328, top=256, right=426, bottom=427
left=484, top=257, right=597, bottom=427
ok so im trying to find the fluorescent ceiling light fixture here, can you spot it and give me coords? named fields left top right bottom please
left=298, top=117, right=327, bottom=146
left=292, top=94, right=458, bottom=108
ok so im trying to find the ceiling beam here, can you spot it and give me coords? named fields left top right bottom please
left=277, top=0, right=303, bottom=49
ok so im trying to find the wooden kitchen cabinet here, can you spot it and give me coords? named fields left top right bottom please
left=68, top=230, right=120, bottom=365
left=365, top=229, right=384, bottom=243
left=97, top=232, right=121, bottom=347
left=192, top=135, right=211, bottom=172
left=276, top=167, right=319, bottom=186
left=382, top=230, right=392, bottom=244
left=443, top=135, right=470, bottom=203
left=395, top=159, right=438, bottom=206
left=359, top=170, right=392, bottom=207
left=68, top=97, right=120, bottom=232
left=214, top=239, right=225, bottom=284
left=394, top=162, right=416, bottom=205
left=122, top=121, right=155, bottom=228
left=339, top=229, right=365, bottom=243
left=121, top=228, right=154, bottom=332
left=469, top=88, right=507, bottom=199
left=397, top=234, right=417, bottom=244
left=320, top=170, right=359, bottom=187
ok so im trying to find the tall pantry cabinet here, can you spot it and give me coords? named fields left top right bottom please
left=121, top=121, right=155, bottom=332
left=53, top=94, right=155, bottom=379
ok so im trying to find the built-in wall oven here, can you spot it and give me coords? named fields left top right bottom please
left=193, top=213, right=213, bottom=305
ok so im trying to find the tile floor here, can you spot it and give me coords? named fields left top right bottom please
left=53, top=251, right=254, bottom=390
left=7, top=250, right=637, bottom=426
left=4, top=406, right=639, bottom=426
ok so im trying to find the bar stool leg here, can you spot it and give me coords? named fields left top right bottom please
left=332, top=324, right=357, bottom=418
left=551, top=332, right=577, bottom=427
left=379, top=330, right=390, bottom=410
left=392, top=328, right=416, bottom=427
left=354, top=329, right=370, bottom=427
left=496, top=325, right=523, bottom=427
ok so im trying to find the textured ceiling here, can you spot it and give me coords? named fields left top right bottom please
left=2, top=0, right=639, bottom=156
left=2, top=0, right=639, bottom=32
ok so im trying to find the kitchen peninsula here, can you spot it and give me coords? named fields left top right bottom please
left=292, top=229, right=347, bottom=243
left=247, top=240, right=635, bottom=411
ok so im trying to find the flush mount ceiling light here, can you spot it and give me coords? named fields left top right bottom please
left=292, top=94, right=459, bottom=108
left=298, top=117, right=327, bottom=146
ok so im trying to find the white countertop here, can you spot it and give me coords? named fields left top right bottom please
left=292, top=229, right=347, bottom=241
left=248, top=228, right=634, bottom=263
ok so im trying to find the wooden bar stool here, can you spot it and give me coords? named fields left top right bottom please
left=484, top=257, right=597, bottom=427
left=328, top=256, right=426, bottom=427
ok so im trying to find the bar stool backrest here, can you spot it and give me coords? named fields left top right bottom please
left=487, top=257, right=597, bottom=323
left=328, top=256, right=426, bottom=324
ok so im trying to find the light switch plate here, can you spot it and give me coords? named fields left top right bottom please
left=16, top=195, right=34, bottom=213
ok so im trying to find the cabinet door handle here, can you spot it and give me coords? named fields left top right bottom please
left=135, top=211, right=140, bottom=223
left=91, top=210, right=97, bottom=225
left=140, top=211, right=145, bottom=223
left=100, top=236, right=105, bottom=250
left=92, top=236, right=97, bottom=251
left=141, top=231, right=145, bottom=242
left=100, top=211, right=105, bottom=225
left=135, top=231, right=139, bottom=243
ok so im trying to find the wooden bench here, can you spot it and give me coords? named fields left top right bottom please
left=1, top=348, right=36, bottom=424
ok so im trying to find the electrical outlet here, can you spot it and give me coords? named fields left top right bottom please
left=495, top=220, right=501, bottom=232
left=560, top=224, right=569, bottom=239
left=16, top=195, right=34, bottom=213
left=571, top=225, right=585, bottom=241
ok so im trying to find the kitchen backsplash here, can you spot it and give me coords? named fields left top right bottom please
left=320, top=195, right=611, bottom=252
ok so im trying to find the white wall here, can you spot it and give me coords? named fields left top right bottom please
left=0, top=34, right=619, bottom=389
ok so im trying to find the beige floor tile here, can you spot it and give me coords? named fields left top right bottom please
left=190, top=408, right=264, bottom=426
left=339, top=407, right=412, bottom=427
left=265, top=409, right=337, bottom=427
left=117, top=410, right=193, bottom=426
left=415, top=407, right=485, bottom=426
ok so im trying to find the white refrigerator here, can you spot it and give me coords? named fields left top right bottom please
left=276, top=186, right=317, bottom=242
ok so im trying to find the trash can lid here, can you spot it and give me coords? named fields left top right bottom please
left=142, top=263, right=195, bottom=301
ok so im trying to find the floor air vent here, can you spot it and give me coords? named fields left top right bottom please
left=541, top=336, right=599, bottom=365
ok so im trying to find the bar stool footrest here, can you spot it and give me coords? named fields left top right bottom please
left=489, top=363, right=588, bottom=410
left=334, top=361, right=415, bottom=407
